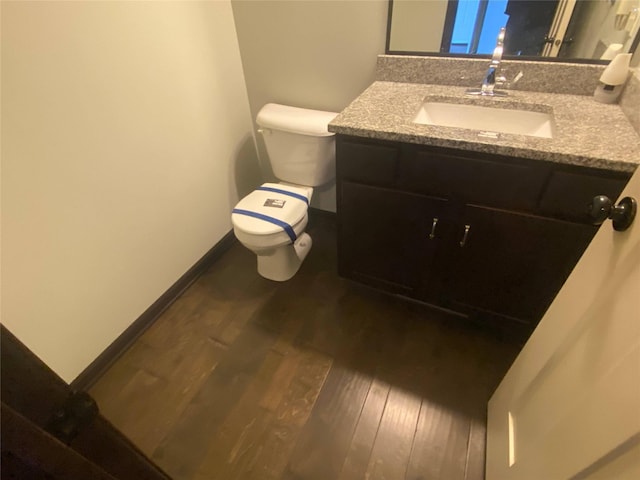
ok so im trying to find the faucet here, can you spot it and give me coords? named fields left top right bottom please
left=467, top=27, right=508, bottom=97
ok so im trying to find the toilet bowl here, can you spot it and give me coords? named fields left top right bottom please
left=231, top=103, right=337, bottom=281
left=232, top=182, right=313, bottom=281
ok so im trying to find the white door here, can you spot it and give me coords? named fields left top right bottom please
left=486, top=168, right=640, bottom=480
left=541, top=0, right=577, bottom=57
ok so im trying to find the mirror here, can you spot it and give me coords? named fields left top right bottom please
left=387, top=0, right=640, bottom=63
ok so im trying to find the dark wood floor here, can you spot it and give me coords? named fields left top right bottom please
left=90, top=212, right=519, bottom=480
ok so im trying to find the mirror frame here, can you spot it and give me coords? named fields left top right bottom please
left=385, top=0, right=640, bottom=65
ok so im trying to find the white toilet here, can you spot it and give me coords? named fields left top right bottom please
left=232, top=103, right=338, bottom=281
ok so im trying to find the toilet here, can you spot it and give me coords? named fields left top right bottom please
left=232, top=103, right=338, bottom=281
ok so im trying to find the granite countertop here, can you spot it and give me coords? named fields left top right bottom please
left=328, top=81, right=640, bottom=173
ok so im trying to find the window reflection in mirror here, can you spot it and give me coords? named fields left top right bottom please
left=387, top=0, right=640, bottom=62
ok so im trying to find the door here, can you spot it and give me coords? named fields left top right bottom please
left=1, top=324, right=171, bottom=480
left=486, top=169, right=640, bottom=479
left=541, top=0, right=577, bottom=56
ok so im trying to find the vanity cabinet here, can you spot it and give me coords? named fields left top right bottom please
left=336, top=135, right=630, bottom=340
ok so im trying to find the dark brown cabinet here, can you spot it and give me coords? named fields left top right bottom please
left=336, top=135, right=630, bottom=340
left=445, top=205, right=596, bottom=324
left=340, top=182, right=449, bottom=296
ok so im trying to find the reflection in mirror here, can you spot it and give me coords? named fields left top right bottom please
left=387, top=0, right=640, bottom=62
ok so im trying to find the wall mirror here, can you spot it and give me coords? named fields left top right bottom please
left=387, top=0, right=640, bottom=63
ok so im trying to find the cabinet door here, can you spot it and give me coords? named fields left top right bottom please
left=338, top=182, right=448, bottom=296
left=447, top=205, right=597, bottom=328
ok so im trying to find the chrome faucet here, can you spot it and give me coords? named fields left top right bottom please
left=467, top=27, right=508, bottom=97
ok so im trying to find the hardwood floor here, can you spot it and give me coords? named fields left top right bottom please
left=90, top=212, right=519, bottom=480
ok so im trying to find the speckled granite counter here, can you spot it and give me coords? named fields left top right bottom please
left=328, top=81, right=640, bottom=173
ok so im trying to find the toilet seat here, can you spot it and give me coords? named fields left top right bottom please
left=232, top=183, right=310, bottom=245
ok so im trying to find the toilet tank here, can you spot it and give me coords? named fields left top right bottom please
left=256, top=103, right=338, bottom=187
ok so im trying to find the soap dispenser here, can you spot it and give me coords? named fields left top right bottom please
left=593, top=53, right=632, bottom=104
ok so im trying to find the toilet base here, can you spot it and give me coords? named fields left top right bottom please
left=257, top=233, right=312, bottom=281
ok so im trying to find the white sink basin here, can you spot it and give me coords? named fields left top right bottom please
left=413, top=102, right=555, bottom=138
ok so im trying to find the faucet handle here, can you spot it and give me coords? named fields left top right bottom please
left=512, top=71, right=524, bottom=85
left=496, top=70, right=524, bottom=89
left=495, top=70, right=508, bottom=87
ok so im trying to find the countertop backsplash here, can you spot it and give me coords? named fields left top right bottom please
left=376, top=55, right=606, bottom=96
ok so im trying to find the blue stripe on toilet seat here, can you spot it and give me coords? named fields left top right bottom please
left=257, top=186, right=309, bottom=205
left=232, top=208, right=297, bottom=243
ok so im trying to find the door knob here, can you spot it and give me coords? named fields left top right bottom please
left=588, top=195, right=637, bottom=231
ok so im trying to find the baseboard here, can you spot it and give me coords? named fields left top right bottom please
left=71, top=230, right=237, bottom=391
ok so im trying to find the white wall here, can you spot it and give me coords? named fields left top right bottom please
left=231, top=0, right=388, bottom=212
left=389, top=0, right=448, bottom=53
left=568, top=0, right=630, bottom=59
left=1, top=0, right=258, bottom=382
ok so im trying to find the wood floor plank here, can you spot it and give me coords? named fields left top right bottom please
left=245, top=416, right=298, bottom=480
left=91, top=367, right=166, bottom=439
left=150, top=324, right=276, bottom=480
left=281, top=288, right=392, bottom=480
left=260, top=316, right=310, bottom=412
left=273, top=349, right=332, bottom=429
left=244, top=348, right=333, bottom=480
left=128, top=306, right=228, bottom=382
left=138, top=282, right=214, bottom=351
left=337, top=378, right=390, bottom=480
left=405, top=400, right=471, bottom=480
left=364, top=386, right=422, bottom=480
left=251, top=282, right=316, bottom=336
left=282, top=365, right=374, bottom=480
left=464, top=416, right=488, bottom=480
left=90, top=361, right=143, bottom=417
left=295, top=284, right=381, bottom=360
left=118, top=337, right=225, bottom=454
left=290, top=347, right=333, bottom=393
left=202, top=275, right=277, bottom=347
left=193, top=349, right=284, bottom=480
left=193, top=310, right=328, bottom=480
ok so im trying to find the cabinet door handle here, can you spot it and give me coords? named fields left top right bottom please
left=429, top=217, right=439, bottom=239
left=459, top=224, right=471, bottom=247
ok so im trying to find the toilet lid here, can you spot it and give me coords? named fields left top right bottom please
left=232, top=183, right=309, bottom=235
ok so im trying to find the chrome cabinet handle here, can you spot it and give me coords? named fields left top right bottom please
left=429, top=217, right=439, bottom=240
left=459, top=224, right=471, bottom=247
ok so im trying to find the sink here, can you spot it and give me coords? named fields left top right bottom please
left=413, top=102, right=555, bottom=138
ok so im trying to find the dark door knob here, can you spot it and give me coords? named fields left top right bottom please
left=588, top=195, right=637, bottom=231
